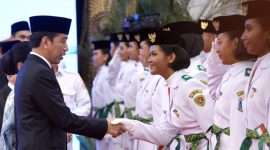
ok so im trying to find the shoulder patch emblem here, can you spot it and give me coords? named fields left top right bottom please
left=237, top=90, right=244, bottom=112
left=189, top=90, right=202, bottom=98
left=181, top=75, right=193, bottom=81
left=139, top=77, right=145, bottom=81
left=245, top=68, right=252, bottom=77
left=197, top=65, right=207, bottom=72
left=194, top=95, right=206, bottom=106
left=200, top=80, right=208, bottom=85
left=237, top=90, right=244, bottom=97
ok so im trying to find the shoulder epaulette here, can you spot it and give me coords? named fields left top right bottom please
left=197, top=65, right=207, bottom=72
left=245, top=68, right=252, bottom=77
left=181, top=75, right=193, bottom=81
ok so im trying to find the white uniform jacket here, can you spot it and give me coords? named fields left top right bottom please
left=56, top=68, right=91, bottom=116
left=129, top=70, right=214, bottom=150
left=243, top=52, right=270, bottom=149
left=186, top=55, right=208, bottom=84
left=212, top=60, right=254, bottom=150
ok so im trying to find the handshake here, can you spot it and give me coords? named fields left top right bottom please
left=106, top=118, right=135, bottom=138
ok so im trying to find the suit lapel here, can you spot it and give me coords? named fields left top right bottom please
left=27, top=54, right=51, bottom=70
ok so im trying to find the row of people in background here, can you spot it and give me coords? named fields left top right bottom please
left=92, top=1, right=270, bottom=150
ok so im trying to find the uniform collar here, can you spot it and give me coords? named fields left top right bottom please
left=190, top=55, right=201, bottom=64
left=258, top=51, right=270, bottom=69
left=166, top=70, right=185, bottom=88
left=55, top=67, right=64, bottom=77
left=230, top=60, right=255, bottom=77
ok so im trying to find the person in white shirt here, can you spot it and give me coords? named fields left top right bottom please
left=107, top=32, right=131, bottom=150
left=198, top=19, right=216, bottom=67
left=90, top=40, right=111, bottom=150
left=161, top=21, right=208, bottom=84
left=133, top=28, right=164, bottom=150
left=112, top=31, right=214, bottom=150
left=51, top=63, right=91, bottom=150
left=240, top=1, right=270, bottom=149
left=209, top=14, right=256, bottom=150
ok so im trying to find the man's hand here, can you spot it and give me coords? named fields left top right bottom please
left=107, top=118, right=125, bottom=138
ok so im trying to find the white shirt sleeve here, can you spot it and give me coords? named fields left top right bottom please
left=73, top=74, right=91, bottom=116
left=183, top=79, right=214, bottom=137
left=107, top=48, right=122, bottom=86
left=130, top=112, right=177, bottom=146
left=207, top=39, right=229, bottom=100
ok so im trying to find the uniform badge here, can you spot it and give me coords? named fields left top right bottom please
left=256, top=124, right=267, bottom=136
left=200, top=80, right=208, bottom=85
left=201, top=21, right=208, bottom=30
left=194, top=95, right=206, bottom=106
left=237, top=90, right=244, bottom=112
left=197, top=65, right=207, bottom=72
left=249, top=87, right=256, bottom=98
left=216, top=91, right=222, bottom=101
left=117, top=34, right=123, bottom=41
left=242, top=3, right=248, bottom=16
left=163, top=27, right=171, bottom=31
left=189, top=90, right=202, bottom=98
left=134, top=34, right=141, bottom=43
left=213, top=20, right=220, bottom=32
left=148, top=32, right=156, bottom=43
left=139, top=77, right=145, bottom=81
left=125, top=34, right=130, bottom=41
left=245, top=68, right=252, bottom=77
left=173, top=109, right=180, bottom=118
left=181, top=75, right=193, bottom=81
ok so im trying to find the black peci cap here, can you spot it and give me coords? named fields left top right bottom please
left=213, top=15, right=245, bottom=34
left=110, top=33, right=120, bottom=42
left=137, top=28, right=158, bottom=42
left=92, top=40, right=110, bottom=50
left=242, top=1, right=270, bottom=19
left=162, top=21, right=202, bottom=35
left=0, top=40, right=20, bottom=55
left=198, top=19, right=216, bottom=33
left=147, top=31, right=186, bottom=48
left=117, top=32, right=128, bottom=42
left=1, top=41, right=31, bottom=75
left=11, top=21, right=30, bottom=35
left=29, top=15, right=71, bottom=34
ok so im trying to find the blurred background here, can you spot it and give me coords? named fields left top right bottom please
left=0, top=0, right=244, bottom=91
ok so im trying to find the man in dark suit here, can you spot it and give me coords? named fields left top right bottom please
left=15, top=15, right=124, bottom=150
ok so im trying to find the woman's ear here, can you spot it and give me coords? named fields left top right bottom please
left=233, top=37, right=239, bottom=49
left=167, top=53, right=176, bottom=64
left=17, top=62, right=23, bottom=70
left=104, top=54, right=109, bottom=62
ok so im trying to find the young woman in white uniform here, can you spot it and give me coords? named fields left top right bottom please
left=209, top=14, right=256, bottom=150
left=112, top=31, right=214, bottom=150
left=240, top=1, right=270, bottom=149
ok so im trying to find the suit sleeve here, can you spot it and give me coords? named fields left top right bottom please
left=32, top=69, right=107, bottom=140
